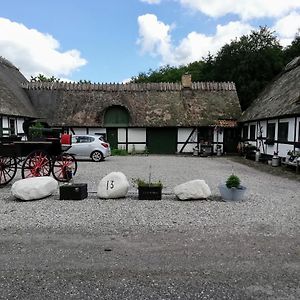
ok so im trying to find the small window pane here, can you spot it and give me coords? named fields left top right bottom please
left=9, top=119, right=16, bottom=135
left=243, top=126, right=248, bottom=139
left=267, top=123, right=275, bottom=140
left=250, top=125, right=256, bottom=140
left=278, top=122, right=289, bottom=141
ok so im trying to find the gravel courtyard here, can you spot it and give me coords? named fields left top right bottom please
left=0, top=155, right=299, bottom=299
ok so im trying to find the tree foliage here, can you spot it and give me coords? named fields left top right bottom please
left=30, top=74, right=60, bottom=82
left=132, top=26, right=300, bottom=111
left=213, top=26, right=284, bottom=110
left=283, top=30, right=300, bottom=64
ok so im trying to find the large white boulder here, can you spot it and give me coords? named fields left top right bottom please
left=174, top=180, right=211, bottom=200
left=97, top=172, right=129, bottom=199
left=11, top=176, right=58, bottom=200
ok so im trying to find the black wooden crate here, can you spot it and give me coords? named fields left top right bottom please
left=138, top=186, right=162, bottom=200
left=59, top=183, right=88, bottom=200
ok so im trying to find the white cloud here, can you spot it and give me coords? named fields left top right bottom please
left=0, top=17, right=87, bottom=79
left=137, top=14, right=253, bottom=65
left=273, top=12, right=300, bottom=46
left=140, top=0, right=161, bottom=4
left=137, top=14, right=173, bottom=62
left=179, top=0, right=300, bottom=20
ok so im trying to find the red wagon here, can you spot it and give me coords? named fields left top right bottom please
left=0, top=124, right=77, bottom=186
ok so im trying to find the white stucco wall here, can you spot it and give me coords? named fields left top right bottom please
left=1, top=117, right=9, bottom=135
left=89, top=127, right=106, bottom=135
left=118, top=128, right=126, bottom=143
left=72, top=128, right=88, bottom=135
left=243, top=117, right=299, bottom=157
left=177, top=128, right=197, bottom=153
left=128, top=128, right=146, bottom=142
left=297, top=117, right=300, bottom=142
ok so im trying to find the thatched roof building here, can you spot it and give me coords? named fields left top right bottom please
left=240, top=56, right=300, bottom=122
left=0, top=57, right=37, bottom=118
left=22, top=76, right=241, bottom=128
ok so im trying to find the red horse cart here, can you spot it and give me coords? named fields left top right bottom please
left=0, top=121, right=77, bottom=186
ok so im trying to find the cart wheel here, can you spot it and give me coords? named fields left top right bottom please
left=21, top=150, right=51, bottom=178
left=52, top=154, right=77, bottom=182
left=0, top=156, right=17, bottom=186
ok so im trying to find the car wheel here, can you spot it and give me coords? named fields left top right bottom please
left=91, top=150, right=103, bottom=162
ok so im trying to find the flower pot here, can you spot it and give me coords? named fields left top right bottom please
left=138, top=185, right=162, bottom=200
left=218, top=184, right=247, bottom=201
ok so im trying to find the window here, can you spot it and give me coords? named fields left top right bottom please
left=242, top=125, right=248, bottom=139
left=278, top=122, right=289, bottom=141
left=250, top=125, right=256, bottom=140
left=9, top=119, right=16, bottom=135
left=298, top=122, right=300, bottom=142
left=74, top=136, right=94, bottom=143
left=0, top=116, right=2, bottom=137
left=267, top=123, right=275, bottom=140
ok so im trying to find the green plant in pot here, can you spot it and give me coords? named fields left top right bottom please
left=226, top=174, right=240, bottom=189
left=218, top=173, right=246, bottom=201
left=133, top=165, right=163, bottom=200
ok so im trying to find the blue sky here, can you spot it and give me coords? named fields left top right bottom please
left=1, top=0, right=299, bottom=83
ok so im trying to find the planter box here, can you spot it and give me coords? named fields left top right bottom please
left=60, top=183, right=88, bottom=200
left=138, top=186, right=162, bottom=200
left=218, top=184, right=246, bottom=201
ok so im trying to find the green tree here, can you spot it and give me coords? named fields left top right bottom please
left=30, top=74, right=60, bottom=82
left=78, top=79, right=92, bottom=84
left=213, top=26, right=284, bottom=110
left=283, top=30, right=300, bottom=64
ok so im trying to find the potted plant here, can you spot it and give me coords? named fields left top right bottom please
left=218, top=174, right=247, bottom=201
left=133, top=164, right=163, bottom=200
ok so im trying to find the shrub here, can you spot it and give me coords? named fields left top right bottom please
left=133, top=178, right=163, bottom=188
left=28, top=122, right=44, bottom=139
left=111, top=148, right=128, bottom=156
left=226, top=174, right=240, bottom=189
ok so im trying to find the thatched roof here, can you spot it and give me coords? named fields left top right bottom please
left=0, top=57, right=37, bottom=118
left=23, top=80, right=241, bottom=127
left=240, top=56, right=300, bottom=122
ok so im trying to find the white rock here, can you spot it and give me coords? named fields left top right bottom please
left=97, top=172, right=129, bottom=199
left=174, top=179, right=211, bottom=200
left=11, top=177, right=58, bottom=200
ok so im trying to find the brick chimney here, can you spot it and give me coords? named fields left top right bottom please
left=181, top=73, right=192, bottom=88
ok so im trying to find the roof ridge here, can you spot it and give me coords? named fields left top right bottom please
left=22, top=81, right=236, bottom=91
left=0, top=56, right=19, bottom=70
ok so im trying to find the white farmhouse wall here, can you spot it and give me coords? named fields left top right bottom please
left=73, top=128, right=88, bottom=135
left=89, top=127, right=106, bottom=135
left=257, top=120, right=267, bottom=138
left=177, top=128, right=197, bottom=153
left=128, top=128, right=146, bottom=152
left=2, top=117, right=9, bottom=135
left=118, top=128, right=126, bottom=143
left=277, top=144, right=294, bottom=157
left=128, top=128, right=146, bottom=142
left=297, top=117, right=300, bottom=142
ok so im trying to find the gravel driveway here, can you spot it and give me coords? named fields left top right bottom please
left=0, top=155, right=299, bottom=299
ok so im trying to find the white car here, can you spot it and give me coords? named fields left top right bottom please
left=66, top=134, right=111, bottom=162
